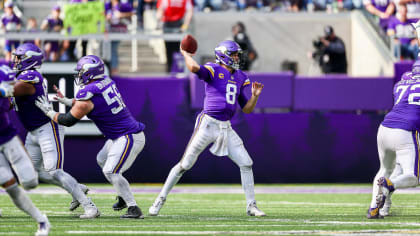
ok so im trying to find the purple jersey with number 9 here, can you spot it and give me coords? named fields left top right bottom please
left=382, top=72, right=420, bottom=131
left=75, top=76, right=145, bottom=139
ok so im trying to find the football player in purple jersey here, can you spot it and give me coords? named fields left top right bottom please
left=10, top=43, right=99, bottom=219
left=35, top=55, right=146, bottom=219
left=0, top=65, right=50, bottom=236
left=368, top=19, right=420, bottom=219
left=149, top=40, right=266, bottom=217
left=367, top=19, right=420, bottom=217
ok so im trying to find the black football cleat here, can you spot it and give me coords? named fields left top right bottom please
left=112, top=196, right=127, bottom=211
left=121, top=206, right=144, bottom=219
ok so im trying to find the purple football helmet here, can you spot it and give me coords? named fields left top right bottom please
left=74, top=55, right=105, bottom=85
left=12, top=43, right=44, bottom=72
left=412, top=60, right=420, bottom=76
left=0, top=65, right=16, bottom=84
left=215, top=40, right=243, bottom=70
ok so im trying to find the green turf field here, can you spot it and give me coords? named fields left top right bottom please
left=1, top=184, right=420, bottom=235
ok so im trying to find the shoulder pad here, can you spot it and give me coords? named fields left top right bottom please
left=17, top=70, right=42, bottom=84
left=203, top=63, right=217, bottom=78
left=75, top=84, right=95, bottom=101
left=239, top=71, right=250, bottom=87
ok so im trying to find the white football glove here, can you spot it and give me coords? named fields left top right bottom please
left=53, top=85, right=73, bottom=107
left=55, top=96, right=74, bottom=107
left=35, top=95, right=57, bottom=120
left=0, top=82, right=14, bottom=97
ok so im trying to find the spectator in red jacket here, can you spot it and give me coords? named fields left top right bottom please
left=157, top=0, right=193, bottom=72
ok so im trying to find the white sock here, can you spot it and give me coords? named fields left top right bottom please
left=391, top=174, right=419, bottom=189
left=6, top=183, right=46, bottom=223
left=369, top=167, right=394, bottom=209
left=240, top=166, right=256, bottom=206
left=159, top=163, right=184, bottom=199
left=52, top=170, right=90, bottom=206
left=107, top=173, right=137, bottom=207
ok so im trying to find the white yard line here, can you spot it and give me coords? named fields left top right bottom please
left=1, top=185, right=420, bottom=195
left=66, top=229, right=420, bottom=235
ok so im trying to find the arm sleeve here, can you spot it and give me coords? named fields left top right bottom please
left=194, top=65, right=214, bottom=82
left=57, top=112, right=80, bottom=127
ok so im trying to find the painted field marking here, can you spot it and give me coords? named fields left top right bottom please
left=66, top=229, right=420, bottom=235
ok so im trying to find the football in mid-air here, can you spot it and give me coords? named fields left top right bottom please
left=181, top=34, right=198, bottom=54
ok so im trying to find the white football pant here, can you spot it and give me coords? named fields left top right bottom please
left=96, top=132, right=145, bottom=207
left=25, top=121, right=65, bottom=174
left=0, top=136, right=47, bottom=224
left=370, top=125, right=420, bottom=208
left=97, top=132, right=145, bottom=175
left=25, top=121, right=93, bottom=209
left=0, top=136, right=38, bottom=189
left=179, top=113, right=253, bottom=170
left=159, top=113, right=256, bottom=205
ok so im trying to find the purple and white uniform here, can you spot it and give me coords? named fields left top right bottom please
left=14, top=70, right=50, bottom=131
left=76, top=76, right=145, bottom=174
left=14, top=70, right=65, bottom=172
left=42, top=16, right=63, bottom=52
left=75, top=76, right=144, bottom=139
left=197, top=62, right=251, bottom=121
left=175, top=62, right=253, bottom=175
left=0, top=87, right=38, bottom=188
left=0, top=96, right=38, bottom=187
left=150, top=39, right=265, bottom=216
left=382, top=72, right=420, bottom=131
left=371, top=71, right=420, bottom=210
left=1, top=13, right=21, bottom=52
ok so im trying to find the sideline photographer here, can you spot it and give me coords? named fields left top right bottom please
left=310, top=26, right=347, bottom=74
left=231, top=22, right=258, bottom=71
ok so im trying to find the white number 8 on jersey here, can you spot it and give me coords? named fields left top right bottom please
left=226, top=84, right=237, bottom=105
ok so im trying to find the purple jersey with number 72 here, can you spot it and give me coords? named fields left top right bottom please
left=382, top=71, right=420, bottom=131
left=75, top=76, right=145, bottom=139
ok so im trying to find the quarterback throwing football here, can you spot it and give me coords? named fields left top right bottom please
left=149, top=40, right=266, bottom=217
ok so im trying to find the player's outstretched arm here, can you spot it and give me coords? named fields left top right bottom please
left=242, top=82, right=264, bottom=114
left=35, top=96, right=94, bottom=127
left=180, top=48, right=200, bottom=73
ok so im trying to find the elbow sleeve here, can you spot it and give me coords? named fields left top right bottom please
left=57, top=112, right=80, bottom=127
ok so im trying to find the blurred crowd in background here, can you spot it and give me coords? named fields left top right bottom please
left=0, top=0, right=418, bottom=75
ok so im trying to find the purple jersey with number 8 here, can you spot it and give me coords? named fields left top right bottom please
left=194, top=62, right=250, bottom=121
left=382, top=72, right=420, bottom=131
left=75, top=76, right=145, bottom=139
